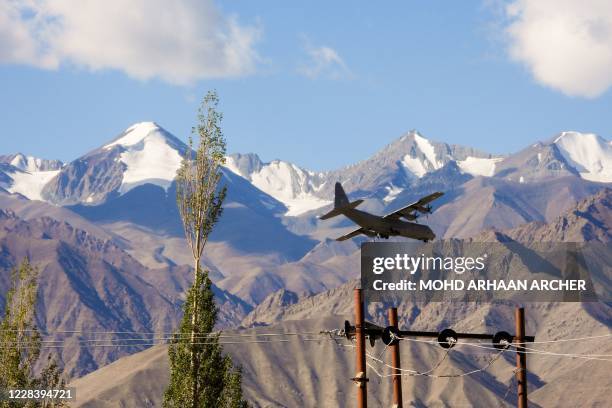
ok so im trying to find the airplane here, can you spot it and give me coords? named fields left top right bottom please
left=319, top=182, right=443, bottom=242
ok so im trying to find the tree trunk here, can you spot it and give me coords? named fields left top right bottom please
left=190, top=256, right=201, bottom=407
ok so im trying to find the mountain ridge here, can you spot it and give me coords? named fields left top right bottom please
left=3, top=124, right=610, bottom=215
left=66, top=187, right=612, bottom=407
left=0, top=124, right=610, bottom=381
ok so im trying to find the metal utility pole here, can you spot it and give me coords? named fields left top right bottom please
left=515, top=307, right=528, bottom=408
left=353, top=288, right=368, bottom=408
left=388, top=307, right=403, bottom=408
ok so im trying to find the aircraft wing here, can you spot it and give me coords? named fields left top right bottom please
left=336, top=227, right=367, bottom=241
left=383, top=191, right=444, bottom=221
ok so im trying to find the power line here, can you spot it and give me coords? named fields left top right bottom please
left=445, top=341, right=612, bottom=362
left=17, top=333, right=323, bottom=343
left=364, top=347, right=507, bottom=379
left=390, top=331, right=611, bottom=346
left=428, top=340, right=612, bottom=362
left=517, top=344, right=612, bottom=360
left=6, top=326, right=607, bottom=359
left=0, top=330, right=341, bottom=348
left=0, top=328, right=322, bottom=337
left=5, top=332, right=605, bottom=363
left=0, top=337, right=337, bottom=349
left=528, top=333, right=612, bottom=344
left=516, top=341, right=612, bottom=357
left=393, top=335, right=612, bottom=361
left=3, top=328, right=609, bottom=344
left=335, top=336, right=612, bottom=378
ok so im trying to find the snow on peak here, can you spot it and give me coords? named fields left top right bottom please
left=398, top=132, right=445, bottom=178
left=104, top=122, right=163, bottom=149
left=554, top=131, right=612, bottom=182
left=106, top=122, right=183, bottom=194
left=223, top=157, right=330, bottom=216
left=6, top=168, right=59, bottom=201
left=413, top=133, right=441, bottom=170
left=401, top=154, right=428, bottom=177
left=10, top=153, right=38, bottom=171
left=3, top=153, right=62, bottom=200
left=8, top=153, right=61, bottom=172
left=248, top=160, right=330, bottom=216
left=457, top=156, right=503, bottom=177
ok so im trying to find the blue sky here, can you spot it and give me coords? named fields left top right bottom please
left=0, top=0, right=611, bottom=171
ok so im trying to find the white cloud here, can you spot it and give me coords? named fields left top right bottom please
left=298, top=43, right=352, bottom=80
left=0, top=0, right=261, bottom=84
left=504, top=0, right=612, bottom=98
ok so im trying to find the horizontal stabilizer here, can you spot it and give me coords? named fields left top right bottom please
left=319, top=199, right=364, bottom=220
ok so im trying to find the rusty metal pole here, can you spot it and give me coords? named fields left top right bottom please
left=515, top=307, right=528, bottom=408
left=388, top=307, right=403, bottom=408
left=354, top=288, right=367, bottom=408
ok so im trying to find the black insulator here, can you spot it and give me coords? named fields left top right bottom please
left=381, top=326, right=400, bottom=346
left=492, top=331, right=513, bottom=349
left=437, top=328, right=458, bottom=349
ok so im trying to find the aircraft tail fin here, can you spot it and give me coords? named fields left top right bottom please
left=319, top=182, right=363, bottom=220
left=335, top=182, right=349, bottom=208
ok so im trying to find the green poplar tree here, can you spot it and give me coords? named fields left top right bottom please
left=163, top=91, right=247, bottom=408
left=0, top=258, right=67, bottom=408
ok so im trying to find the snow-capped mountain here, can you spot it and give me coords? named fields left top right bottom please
left=0, top=153, right=63, bottom=200
left=223, top=131, right=499, bottom=214
left=223, top=130, right=611, bottom=216
left=0, top=123, right=610, bottom=352
left=322, top=130, right=500, bottom=200
left=553, top=131, right=612, bottom=183
left=492, top=131, right=612, bottom=184
left=104, top=122, right=185, bottom=194
left=0, top=153, right=63, bottom=172
left=39, top=122, right=186, bottom=205
left=225, top=153, right=330, bottom=216
left=2, top=124, right=610, bottom=217
left=27, top=122, right=314, bottom=266
left=2, top=122, right=609, bottom=385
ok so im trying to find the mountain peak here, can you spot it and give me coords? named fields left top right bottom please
left=10, top=153, right=37, bottom=171
left=104, top=121, right=165, bottom=149
left=103, top=122, right=185, bottom=194
left=130, top=121, right=159, bottom=129
left=38, top=122, right=187, bottom=205
left=398, top=129, right=424, bottom=140
left=0, top=153, right=63, bottom=172
left=553, top=130, right=603, bottom=143
left=552, top=131, right=612, bottom=182
left=225, top=153, right=264, bottom=178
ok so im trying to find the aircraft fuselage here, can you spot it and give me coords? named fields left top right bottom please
left=342, top=208, right=435, bottom=241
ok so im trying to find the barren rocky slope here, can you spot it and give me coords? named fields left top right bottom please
left=69, top=301, right=611, bottom=407
left=68, top=190, right=611, bottom=407
left=0, top=205, right=251, bottom=377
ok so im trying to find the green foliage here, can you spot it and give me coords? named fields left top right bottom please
left=176, top=90, right=227, bottom=263
left=163, top=269, right=247, bottom=408
left=221, top=365, right=248, bottom=408
left=0, top=259, right=68, bottom=408
left=0, top=259, right=41, bottom=401
left=165, top=91, right=248, bottom=407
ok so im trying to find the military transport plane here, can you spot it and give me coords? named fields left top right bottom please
left=319, top=182, right=443, bottom=242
